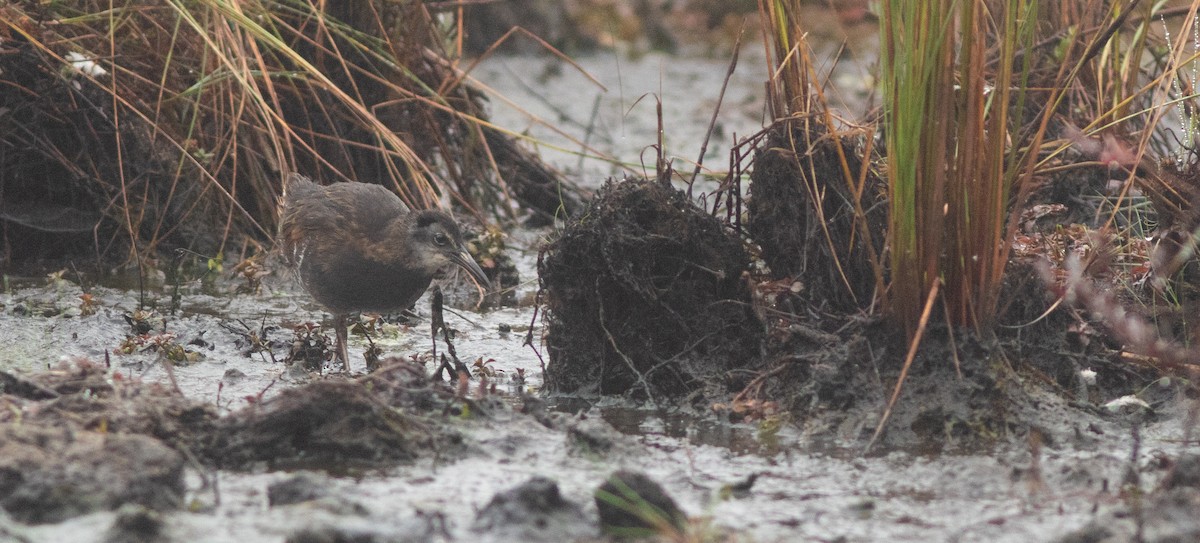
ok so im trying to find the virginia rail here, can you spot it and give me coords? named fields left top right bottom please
left=278, top=173, right=489, bottom=371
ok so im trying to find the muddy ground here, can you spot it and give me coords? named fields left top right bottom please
left=1, top=237, right=1199, bottom=543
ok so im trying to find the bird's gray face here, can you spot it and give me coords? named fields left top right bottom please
left=410, top=211, right=490, bottom=287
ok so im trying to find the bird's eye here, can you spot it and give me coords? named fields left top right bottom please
left=433, top=233, right=450, bottom=246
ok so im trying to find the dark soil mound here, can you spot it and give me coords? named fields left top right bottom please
left=746, top=116, right=884, bottom=312
left=0, top=359, right=463, bottom=522
left=0, top=360, right=220, bottom=456
left=471, top=477, right=591, bottom=542
left=539, top=178, right=763, bottom=400
left=213, top=373, right=461, bottom=471
left=0, top=363, right=195, bottom=525
left=0, top=427, right=184, bottom=525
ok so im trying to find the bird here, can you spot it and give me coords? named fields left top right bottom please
left=277, top=173, right=490, bottom=371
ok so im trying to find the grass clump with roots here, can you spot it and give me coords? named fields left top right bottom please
left=0, top=0, right=576, bottom=274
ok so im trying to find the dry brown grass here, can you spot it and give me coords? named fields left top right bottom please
left=0, top=0, right=567, bottom=269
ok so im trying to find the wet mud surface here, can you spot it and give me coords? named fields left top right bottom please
left=0, top=245, right=1197, bottom=543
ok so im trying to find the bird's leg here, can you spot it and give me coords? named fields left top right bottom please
left=334, top=313, right=350, bottom=373
left=430, top=287, right=444, bottom=361
left=431, top=288, right=447, bottom=380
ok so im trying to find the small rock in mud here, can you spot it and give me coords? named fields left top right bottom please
left=566, top=415, right=628, bottom=458
left=286, top=516, right=445, bottom=543
left=595, top=470, right=686, bottom=537
left=0, top=426, right=184, bottom=524
left=285, top=525, right=381, bottom=543
left=268, top=472, right=334, bottom=506
left=1056, top=522, right=1112, bottom=543
left=471, top=476, right=590, bottom=542
left=221, top=368, right=247, bottom=382
left=266, top=472, right=369, bottom=516
left=103, top=504, right=167, bottom=543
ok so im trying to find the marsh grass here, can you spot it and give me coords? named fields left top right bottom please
left=754, top=1, right=1200, bottom=442
left=0, top=0, right=558, bottom=269
left=880, top=0, right=1043, bottom=335
left=771, top=0, right=1199, bottom=335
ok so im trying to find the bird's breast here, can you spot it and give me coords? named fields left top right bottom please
left=298, top=249, right=435, bottom=315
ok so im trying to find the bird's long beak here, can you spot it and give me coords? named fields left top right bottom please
left=451, top=246, right=490, bottom=289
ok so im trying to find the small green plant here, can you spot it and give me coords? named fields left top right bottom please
left=471, top=357, right=501, bottom=379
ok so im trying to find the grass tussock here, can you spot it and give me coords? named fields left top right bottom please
left=755, top=0, right=1200, bottom=343
left=0, top=0, right=569, bottom=270
left=741, top=0, right=1200, bottom=442
left=750, top=0, right=886, bottom=314
left=881, top=0, right=1043, bottom=334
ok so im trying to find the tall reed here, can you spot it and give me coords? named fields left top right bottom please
left=882, top=0, right=1038, bottom=333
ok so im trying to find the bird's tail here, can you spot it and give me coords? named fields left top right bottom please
left=277, top=173, right=320, bottom=266
left=278, top=174, right=320, bottom=222
left=281, top=172, right=319, bottom=201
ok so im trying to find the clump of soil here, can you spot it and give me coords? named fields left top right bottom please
left=0, top=361, right=199, bottom=524
left=746, top=115, right=884, bottom=313
left=0, top=360, right=220, bottom=456
left=211, top=362, right=465, bottom=471
left=539, top=178, right=763, bottom=400
left=0, top=427, right=184, bottom=525
left=213, top=373, right=461, bottom=471
left=471, top=476, right=591, bottom=542
left=0, top=359, right=462, bottom=522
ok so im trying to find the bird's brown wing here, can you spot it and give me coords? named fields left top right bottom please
left=277, top=178, right=409, bottom=266
left=322, top=182, right=408, bottom=238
